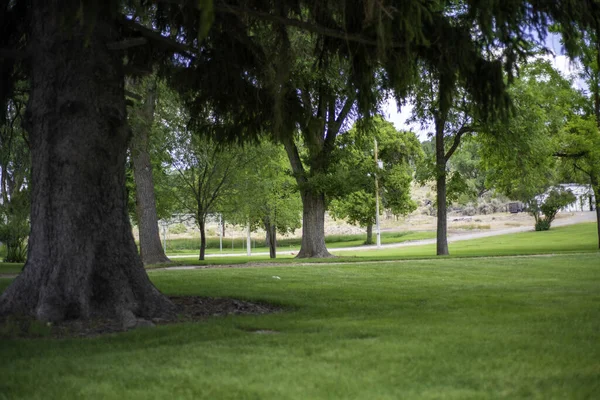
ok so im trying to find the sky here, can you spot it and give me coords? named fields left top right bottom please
left=381, top=33, right=585, bottom=142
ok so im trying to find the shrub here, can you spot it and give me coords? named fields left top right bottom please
left=530, top=187, right=576, bottom=231
left=168, top=223, right=187, bottom=235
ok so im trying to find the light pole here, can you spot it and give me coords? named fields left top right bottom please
left=374, top=139, right=382, bottom=249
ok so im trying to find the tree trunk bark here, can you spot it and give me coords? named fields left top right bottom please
left=264, top=219, right=277, bottom=259
left=365, top=223, right=373, bottom=245
left=282, top=135, right=332, bottom=258
left=131, top=79, right=170, bottom=265
left=435, top=120, right=449, bottom=256
left=199, top=218, right=207, bottom=261
left=0, top=2, right=175, bottom=324
left=297, top=190, right=333, bottom=258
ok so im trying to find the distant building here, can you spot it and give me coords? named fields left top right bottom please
left=535, top=184, right=596, bottom=212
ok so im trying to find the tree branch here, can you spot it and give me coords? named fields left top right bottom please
left=281, top=134, right=307, bottom=185
left=214, top=2, right=402, bottom=48
left=444, top=125, right=474, bottom=161
left=118, top=17, right=197, bottom=58
left=553, top=151, right=588, bottom=158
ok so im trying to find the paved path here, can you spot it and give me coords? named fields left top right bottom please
left=167, top=211, right=597, bottom=259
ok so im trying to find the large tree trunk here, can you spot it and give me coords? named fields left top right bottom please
left=0, top=2, right=175, bottom=324
left=435, top=120, right=449, bottom=256
left=282, top=136, right=333, bottom=258
left=297, top=190, right=333, bottom=258
left=365, top=223, right=373, bottom=245
left=131, top=79, right=170, bottom=265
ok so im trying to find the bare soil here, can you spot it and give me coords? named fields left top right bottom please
left=0, top=296, right=281, bottom=339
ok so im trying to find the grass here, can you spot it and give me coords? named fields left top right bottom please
left=335, top=222, right=598, bottom=259
left=1, top=252, right=599, bottom=399
left=0, top=223, right=597, bottom=273
left=163, top=230, right=436, bottom=255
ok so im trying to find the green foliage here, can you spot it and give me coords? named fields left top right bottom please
left=221, top=141, right=301, bottom=237
left=330, top=117, right=421, bottom=231
left=480, top=60, right=585, bottom=204
left=530, top=187, right=577, bottom=231
left=0, top=84, right=29, bottom=263
left=0, top=190, right=28, bottom=263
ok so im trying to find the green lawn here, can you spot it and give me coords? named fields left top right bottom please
left=165, top=230, right=436, bottom=256
left=148, top=222, right=599, bottom=267
left=0, top=223, right=597, bottom=273
left=1, top=252, right=599, bottom=399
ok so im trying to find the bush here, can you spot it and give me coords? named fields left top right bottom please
left=168, top=223, right=187, bottom=235
left=530, top=187, right=576, bottom=231
left=535, top=219, right=551, bottom=231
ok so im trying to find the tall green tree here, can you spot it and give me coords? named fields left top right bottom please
left=330, top=117, right=421, bottom=244
left=480, top=60, right=586, bottom=229
left=553, top=20, right=600, bottom=247
left=410, top=65, right=479, bottom=255
left=222, top=141, right=301, bottom=259
left=172, top=132, right=259, bottom=260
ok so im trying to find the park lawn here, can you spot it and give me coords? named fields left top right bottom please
left=333, top=222, right=599, bottom=259
left=1, top=252, right=599, bottom=399
left=0, top=223, right=597, bottom=273
left=165, top=230, right=436, bottom=256
left=148, top=222, right=599, bottom=267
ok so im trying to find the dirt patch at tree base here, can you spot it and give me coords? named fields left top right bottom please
left=0, top=296, right=281, bottom=339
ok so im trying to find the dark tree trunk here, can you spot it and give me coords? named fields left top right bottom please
left=199, top=218, right=207, bottom=261
left=0, top=2, right=175, bottom=324
left=435, top=119, right=449, bottom=256
left=131, top=79, right=170, bottom=265
left=264, top=219, right=277, bottom=259
left=365, top=223, right=373, bottom=245
left=282, top=136, right=333, bottom=258
left=592, top=176, right=600, bottom=249
left=297, top=190, right=333, bottom=258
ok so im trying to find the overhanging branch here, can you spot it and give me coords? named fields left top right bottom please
left=118, top=17, right=197, bottom=58
left=444, top=125, right=475, bottom=161
left=215, top=2, right=401, bottom=48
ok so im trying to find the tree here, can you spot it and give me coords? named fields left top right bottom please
left=0, top=1, right=179, bottom=323
left=480, top=60, right=586, bottom=230
left=330, top=117, right=421, bottom=244
left=221, top=141, right=301, bottom=259
left=552, top=20, right=600, bottom=247
left=172, top=132, right=259, bottom=260
left=128, top=76, right=171, bottom=265
left=1, top=0, right=597, bottom=321
left=531, top=187, right=577, bottom=231
left=410, top=65, right=478, bottom=255
left=556, top=115, right=600, bottom=236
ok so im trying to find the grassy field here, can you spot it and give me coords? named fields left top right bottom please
left=149, top=222, right=599, bottom=267
left=1, top=252, right=599, bottom=399
left=164, top=230, right=436, bottom=255
left=1, top=223, right=596, bottom=274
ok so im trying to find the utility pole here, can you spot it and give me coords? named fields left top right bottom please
left=374, top=138, right=381, bottom=249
